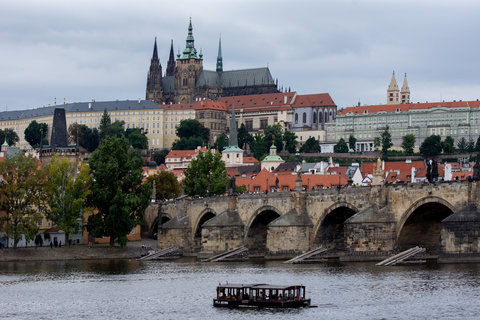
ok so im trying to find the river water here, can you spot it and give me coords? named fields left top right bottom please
left=1, top=258, right=479, bottom=319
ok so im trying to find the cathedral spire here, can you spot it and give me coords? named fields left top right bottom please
left=146, top=37, right=163, bottom=103
left=216, top=37, right=223, bottom=76
left=152, top=37, right=159, bottom=62
left=166, top=39, right=175, bottom=76
left=180, top=18, right=200, bottom=60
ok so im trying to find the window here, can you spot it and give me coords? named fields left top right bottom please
left=319, top=111, right=323, bottom=123
left=303, top=112, right=307, bottom=123
left=295, top=113, right=298, bottom=124
left=313, top=112, right=317, bottom=123
left=260, top=119, right=268, bottom=129
left=245, top=120, right=253, bottom=131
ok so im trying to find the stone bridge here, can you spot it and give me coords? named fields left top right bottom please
left=144, top=180, right=480, bottom=262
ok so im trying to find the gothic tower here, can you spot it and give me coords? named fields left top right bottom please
left=174, top=18, right=203, bottom=104
left=387, top=71, right=399, bottom=105
left=166, top=39, right=176, bottom=77
left=146, top=37, right=163, bottom=104
left=400, top=73, right=410, bottom=104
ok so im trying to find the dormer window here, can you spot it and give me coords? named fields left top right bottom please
left=363, top=110, right=368, bottom=114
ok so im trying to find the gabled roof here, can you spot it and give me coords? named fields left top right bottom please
left=291, top=93, right=336, bottom=108
left=196, top=67, right=275, bottom=89
left=220, top=92, right=296, bottom=112
left=166, top=150, right=196, bottom=159
left=192, top=99, right=226, bottom=111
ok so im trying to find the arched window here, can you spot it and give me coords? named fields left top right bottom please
left=318, top=111, right=323, bottom=123
left=329, top=110, right=333, bottom=120
left=312, top=112, right=317, bottom=123
left=325, top=111, right=328, bottom=122
left=183, top=78, right=188, bottom=86
left=295, top=113, right=298, bottom=124
left=303, top=112, right=307, bottom=123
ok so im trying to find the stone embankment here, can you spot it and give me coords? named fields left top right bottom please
left=0, top=240, right=156, bottom=262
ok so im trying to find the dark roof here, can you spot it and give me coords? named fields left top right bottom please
left=443, top=204, right=480, bottom=222
left=196, top=68, right=275, bottom=88
left=274, top=162, right=297, bottom=173
left=218, top=284, right=304, bottom=290
left=162, top=76, right=175, bottom=94
left=0, top=100, right=161, bottom=121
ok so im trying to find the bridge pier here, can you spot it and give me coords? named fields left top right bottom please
left=343, top=205, right=396, bottom=261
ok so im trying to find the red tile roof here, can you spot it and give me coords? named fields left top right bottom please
left=339, top=100, right=480, bottom=115
left=220, top=92, right=296, bottom=112
left=166, top=150, right=196, bottom=159
left=292, top=93, right=336, bottom=108
left=192, top=99, right=226, bottom=111
left=163, top=103, right=194, bottom=110
left=243, top=156, right=258, bottom=163
left=362, top=161, right=425, bottom=176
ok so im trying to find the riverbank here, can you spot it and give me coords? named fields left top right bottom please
left=0, top=240, right=157, bottom=262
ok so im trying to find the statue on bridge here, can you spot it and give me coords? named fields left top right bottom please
left=426, top=159, right=439, bottom=183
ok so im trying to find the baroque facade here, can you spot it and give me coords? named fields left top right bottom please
left=145, top=19, right=279, bottom=105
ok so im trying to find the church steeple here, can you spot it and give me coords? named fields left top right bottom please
left=180, top=18, right=201, bottom=60
left=146, top=37, right=163, bottom=104
left=166, top=39, right=175, bottom=76
left=229, top=100, right=238, bottom=147
left=400, top=73, right=410, bottom=104
left=216, top=37, right=223, bottom=76
left=387, top=71, right=399, bottom=105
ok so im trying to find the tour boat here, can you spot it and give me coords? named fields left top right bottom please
left=213, top=283, right=311, bottom=308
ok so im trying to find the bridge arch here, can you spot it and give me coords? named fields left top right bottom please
left=313, top=202, right=359, bottom=250
left=244, top=205, right=281, bottom=254
left=396, top=196, right=454, bottom=253
left=150, top=212, right=173, bottom=239
left=192, top=208, right=217, bottom=251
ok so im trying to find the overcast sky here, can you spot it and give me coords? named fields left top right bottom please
left=1, top=0, right=480, bottom=111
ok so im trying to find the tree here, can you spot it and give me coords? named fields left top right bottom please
left=176, top=119, right=209, bottom=144
left=86, top=137, right=152, bottom=247
left=146, top=171, right=181, bottom=201
left=467, top=138, right=475, bottom=153
left=401, top=134, right=416, bottom=155
left=24, top=120, right=48, bottom=148
left=381, top=126, right=393, bottom=158
left=44, top=156, right=91, bottom=245
left=237, top=123, right=253, bottom=150
left=99, top=109, right=111, bottom=140
left=172, top=136, right=205, bottom=150
left=443, top=136, right=455, bottom=154
left=68, top=123, right=100, bottom=152
left=283, top=130, right=298, bottom=153
left=475, top=136, right=480, bottom=152
left=0, top=153, right=46, bottom=248
left=126, top=128, right=148, bottom=149
left=264, top=124, right=283, bottom=151
left=152, top=149, right=169, bottom=165
left=183, top=150, right=229, bottom=197
left=250, top=132, right=267, bottom=161
left=0, top=128, right=19, bottom=146
left=300, top=137, right=321, bottom=153
left=334, top=138, right=349, bottom=153
left=348, top=135, right=357, bottom=152
left=213, top=133, right=228, bottom=151
left=374, top=137, right=381, bottom=151
left=420, top=135, right=443, bottom=157
left=457, top=137, right=467, bottom=153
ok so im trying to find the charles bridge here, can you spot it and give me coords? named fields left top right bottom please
left=144, top=180, right=480, bottom=262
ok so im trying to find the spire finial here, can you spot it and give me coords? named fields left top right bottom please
left=216, top=36, right=223, bottom=75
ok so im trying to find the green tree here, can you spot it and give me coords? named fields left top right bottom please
left=467, top=138, right=475, bottom=153
left=24, top=120, right=48, bottom=148
left=283, top=130, right=298, bottom=153
left=152, top=149, right=169, bottom=165
left=334, top=138, right=349, bottom=153
left=251, top=132, right=267, bottom=160
left=146, top=171, right=181, bottom=200
left=443, top=136, right=455, bottom=154
left=237, top=123, right=253, bottom=150
left=381, top=126, right=393, bottom=158
left=348, top=135, right=357, bottom=152
left=0, top=153, right=46, bottom=248
left=172, top=136, right=205, bottom=150
left=264, top=124, right=284, bottom=151
left=183, top=150, right=229, bottom=197
left=99, top=109, right=111, bottom=140
left=68, top=123, right=100, bottom=152
left=420, top=135, right=443, bottom=157
left=0, top=128, right=19, bottom=146
left=299, top=137, right=321, bottom=153
left=374, top=137, right=381, bottom=151
left=401, top=134, right=416, bottom=155
left=213, top=133, right=228, bottom=151
left=176, top=119, right=210, bottom=144
left=126, top=128, right=148, bottom=149
left=44, top=156, right=91, bottom=244
left=475, top=136, right=480, bottom=152
left=457, top=137, right=467, bottom=153
left=86, top=137, right=152, bottom=247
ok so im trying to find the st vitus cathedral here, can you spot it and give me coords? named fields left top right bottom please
left=146, top=19, right=279, bottom=105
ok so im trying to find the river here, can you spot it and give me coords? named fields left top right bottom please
left=0, top=258, right=479, bottom=319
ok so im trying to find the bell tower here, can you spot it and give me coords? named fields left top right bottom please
left=400, top=73, right=410, bottom=104
left=174, top=18, right=203, bottom=104
left=387, top=71, right=399, bottom=105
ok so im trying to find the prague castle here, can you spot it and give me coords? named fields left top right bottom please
left=146, top=19, right=279, bottom=105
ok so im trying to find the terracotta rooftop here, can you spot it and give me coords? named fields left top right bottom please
left=292, top=93, right=336, bottom=108
left=220, top=92, right=296, bottom=112
left=339, top=100, right=480, bottom=115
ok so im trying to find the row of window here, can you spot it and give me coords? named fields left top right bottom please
left=294, top=110, right=334, bottom=124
